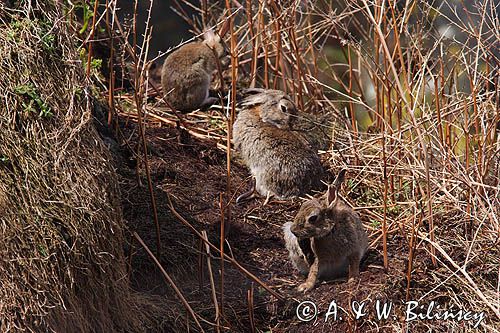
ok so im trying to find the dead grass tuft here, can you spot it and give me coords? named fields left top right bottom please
left=0, top=2, right=165, bottom=332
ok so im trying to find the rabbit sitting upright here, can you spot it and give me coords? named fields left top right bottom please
left=233, top=88, right=324, bottom=202
left=161, top=30, right=225, bottom=112
left=283, top=169, right=368, bottom=292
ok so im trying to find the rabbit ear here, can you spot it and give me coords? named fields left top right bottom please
left=325, top=185, right=337, bottom=207
left=243, top=88, right=266, bottom=94
left=326, top=169, right=346, bottom=207
left=240, top=92, right=269, bottom=106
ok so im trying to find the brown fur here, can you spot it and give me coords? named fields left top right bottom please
left=233, top=89, right=324, bottom=199
left=161, top=31, right=225, bottom=112
left=284, top=170, right=368, bottom=292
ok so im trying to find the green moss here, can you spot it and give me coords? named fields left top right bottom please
left=90, top=58, right=102, bottom=70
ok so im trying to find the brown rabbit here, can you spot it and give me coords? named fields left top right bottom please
left=161, top=30, right=225, bottom=112
left=233, top=88, right=324, bottom=202
left=283, top=169, right=368, bottom=292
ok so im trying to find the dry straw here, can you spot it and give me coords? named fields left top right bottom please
left=0, top=2, right=164, bottom=332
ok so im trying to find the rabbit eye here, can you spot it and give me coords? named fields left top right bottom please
left=308, top=215, right=318, bottom=224
left=280, top=104, right=287, bottom=113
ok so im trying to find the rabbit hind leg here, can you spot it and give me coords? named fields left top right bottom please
left=200, top=96, right=219, bottom=110
left=198, top=78, right=218, bottom=109
left=236, top=177, right=257, bottom=204
left=185, top=76, right=211, bottom=110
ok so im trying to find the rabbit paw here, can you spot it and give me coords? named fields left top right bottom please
left=297, top=282, right=314, bottom=293
left=200, top=97, right=218, bottom=109
left=236, top=178, right=257, bottom=204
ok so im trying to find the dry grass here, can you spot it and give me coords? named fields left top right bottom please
left=0, top=2, right=165, bottom=332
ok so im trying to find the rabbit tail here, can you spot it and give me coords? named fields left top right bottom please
left=283, top=222, right=310, bottom=275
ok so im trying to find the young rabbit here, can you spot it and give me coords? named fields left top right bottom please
left=233, top=88, right=324, bottom=201
left=161, top=30, right=225, bottom=112
left=283, top=169, right=368, bottom=292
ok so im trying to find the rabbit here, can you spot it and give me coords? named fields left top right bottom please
left=283, top=169, right=368, bottom=292
left=233, top=88, right=324, bottom=202
left=161, top=30, right=226, bottom=112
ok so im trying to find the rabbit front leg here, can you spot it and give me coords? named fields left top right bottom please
left=347, top=252, right=361, bottom=283
left=298, top=257, right=319, bottom=292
